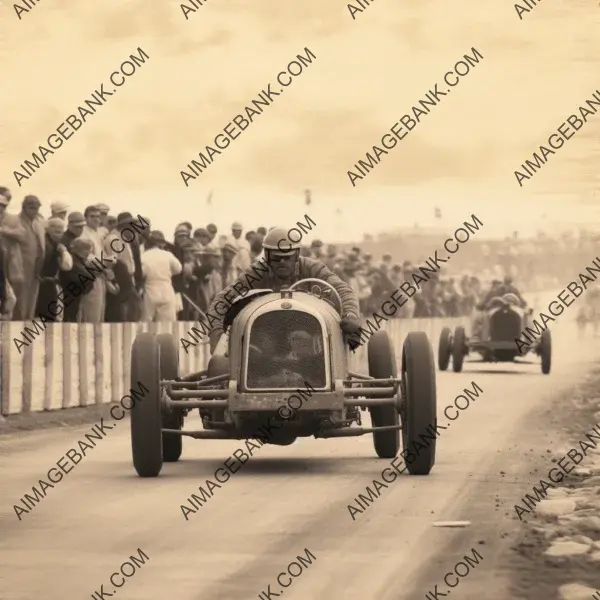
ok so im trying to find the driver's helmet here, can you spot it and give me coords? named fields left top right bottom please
left=262, top=226, right=301, bottom=262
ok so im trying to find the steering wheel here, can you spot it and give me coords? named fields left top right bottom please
left=288, top=278, right=343, bottom=313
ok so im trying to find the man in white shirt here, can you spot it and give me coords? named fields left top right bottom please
left=231, top=221, right=252, bottom=272
left=141, top=230, right=183, bottom=322
left=79, top=205, right=111, bottom=322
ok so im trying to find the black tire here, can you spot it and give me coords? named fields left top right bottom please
left=438, top=327, right=452, bottom=371
left=157, top=333, right=183, bottom=462
left=401, top=331, right=437, bottom=475
left=368, top=331, right=400, bottom=459
left=452, top=326, right=466, bottom=373
left=130, top=333, right=163, bottom=477
left=540, top=329, right=551, bottom=374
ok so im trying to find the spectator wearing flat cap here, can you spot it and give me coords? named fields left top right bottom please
left=0, top=195, right=46, bottom=320
left=165, top=224, right=193, bottom=320
left=220, top=239, right=241, bottom=288
left=59, top=238, right=96, bottom=322
left=0, top=187, right=12, bottom=203
left=50, top=201, right=69, bottom=221
left=206, top=223, right=218, bottom=242
left=94, top=203, right=111, bottom=241
left=141, top=230, right=182, bottom=322
left=190, top=244, right=222, bottom=315
left=36, top=218, right=73, bottom=321
left=193, top=227, right=211, bottom=250
left=230, top=221, right=252, bottom=272
left=79, top=205, right=109, bottom=322
left=104, top=212, right=143, bottom=322
left=310, top=239, right=325, bottom=260
left=61, top=212, right=86, bottom=252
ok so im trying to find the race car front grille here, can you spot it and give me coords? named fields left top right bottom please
left=246, top=310, right=326, bottom=390
left=490, top=308, right=522, bottom=342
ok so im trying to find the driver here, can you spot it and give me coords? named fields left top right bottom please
left=207, top=226, right=361, bottom=352
left=498, top=275, right=526, bottom=307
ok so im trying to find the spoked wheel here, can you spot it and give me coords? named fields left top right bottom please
left=157, top=334, right=183, bottom=462
left=452, top=326, right=466, bottom=373
left=540, top=329, right=551, bottom=374
left=368, top=331, right=400, bottom=459
left=438, top=327, right=452, bottom=371
left=130, top=333, right=163, bottom=477
left=401, top=331, right=437, bottom=475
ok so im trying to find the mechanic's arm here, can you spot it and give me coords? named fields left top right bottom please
left=309, top=261, right=360, bottom=319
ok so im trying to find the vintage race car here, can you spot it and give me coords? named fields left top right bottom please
left=437, top=293, right=551, bottom=374
left=129, top=278, right=437, bottom=477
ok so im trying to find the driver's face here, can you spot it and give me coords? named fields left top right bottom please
left=268, top=251, right=296, bottom=278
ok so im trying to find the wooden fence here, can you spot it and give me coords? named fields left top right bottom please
left=0, top=317, right=466, bottom=415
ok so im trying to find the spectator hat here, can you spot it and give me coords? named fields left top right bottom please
left=149, top=230, right=166, bottom=244
left=193, top=227, right=210, bottom=238
left=174, top=224, right=189, bottom=236
left=207, top=223, right=218, bottom=233
left=94, top=203, right=110, bottom=213
left=232, top=221, right=243, bottom=230
left=47, top=217, right=66, bottom=230
left=116, top=212, right=135, bottom=227
left=67, top=211, right=86, bottom=226
left=70, top=238, right=94, bottom=256
left=23, top=195, right=41, bottom=208
left=311, top=239, right=323, bottom=248
left=50, top=201, right=69, bottom=214
left=221, top=240, right=238, bottom=254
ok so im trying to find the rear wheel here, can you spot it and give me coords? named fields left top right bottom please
left=452, top=326, right=466, bottom=373
left=438, top=327, right=452, bottom=371
left=157, top=334, right=183, bottom=462
left=540, top=329, right=551, bottom=374
left=401, top=332, right=437, bottom=475
left=130, top=333, right=163, bottom=477
left=368, top=331, right=400, bottom=459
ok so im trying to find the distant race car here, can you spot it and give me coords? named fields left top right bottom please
left=129, top=279, right=438, bottom=477
left=437, top=292, right=551, bottom=374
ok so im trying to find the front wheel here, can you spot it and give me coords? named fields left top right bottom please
left=438, top=327, right=452, bottom=371
left=452, top=326, right=466, bottom=373
left=130, top=333, right=163, bottom=477
left=401, top=331, right=437, bottom=475
left=157, top=334, right=183, bottom=462
left=368, top=331, right=400, bottom=459
left=540, top=329, right=551, bottom=374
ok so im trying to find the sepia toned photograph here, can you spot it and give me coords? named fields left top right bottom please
left=1, top=1, right=600, bottom=599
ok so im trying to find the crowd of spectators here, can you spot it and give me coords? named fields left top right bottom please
left=0, top=186, right=597, bottom=324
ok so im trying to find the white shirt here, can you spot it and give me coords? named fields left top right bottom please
left=232, top=236, right=252, bottom=271
left=141, top=248, right=182, bottom=304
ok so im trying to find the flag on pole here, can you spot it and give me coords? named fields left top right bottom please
left=435, top=206, right=442, bottom=219
left=304, top=189, right=312, bottom=206
left=206, top=190, right=213, bottom=206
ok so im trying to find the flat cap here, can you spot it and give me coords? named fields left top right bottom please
left=23, top=195, right=41, bottom=207
left=50, top=201, right=69, bottom=213
left=231, top=221, right=243, bottom=230
left=67, top=211, right=86, bottom=226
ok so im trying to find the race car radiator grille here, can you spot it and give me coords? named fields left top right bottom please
left=490, top=309, right=522, bottom=342
left=246, top=310, right=326, bottom=390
